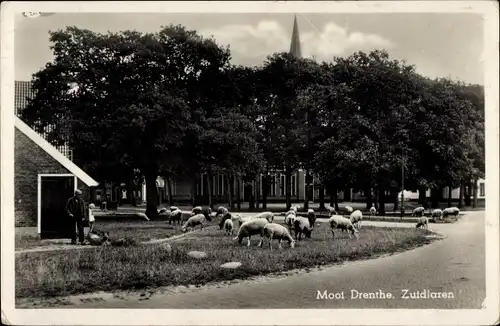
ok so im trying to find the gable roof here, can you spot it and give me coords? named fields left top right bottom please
left=15, top=117, right=99, bottom=187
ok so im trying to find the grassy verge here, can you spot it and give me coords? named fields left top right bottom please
left=16, top=222, right=438, bottom=299
left=16, top=221, right=185, bottom=251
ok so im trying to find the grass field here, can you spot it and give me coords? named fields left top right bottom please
left=15, top=221, right=185, bottom=250
left=16, top=221, right=438, bottom=299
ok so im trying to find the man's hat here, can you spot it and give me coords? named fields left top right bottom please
left=74, top=189, right=83, bottom=195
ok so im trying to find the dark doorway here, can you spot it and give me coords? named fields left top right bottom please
left=40, top=176, right=75, bottom=239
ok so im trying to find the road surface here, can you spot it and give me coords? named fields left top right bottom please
left=57, top=211, right=485, bottom=309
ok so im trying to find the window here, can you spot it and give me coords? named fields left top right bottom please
left=291, top=175, right=297, bottom=196
left=269, top=175, right=276, bottom=196
left=280, top=174, right=285, bottom=196
left=479, top=183, right=485, bottom=197
left=218, top=175, right=224, bottom=196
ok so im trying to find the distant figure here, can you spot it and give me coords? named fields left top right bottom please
left=66, top=189, right=86, bottom=245
left=87, top=203, right=96, bottom=235
left=102, top=194, right=108, bottom=211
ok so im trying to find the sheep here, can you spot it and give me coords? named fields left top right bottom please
left=307, top=208, right=317, bottom=227
left=415, top=216, right=429, bottom=229
left=344, top=206, right=354, bottom=214
left=86, top=230, right=110, bottom=246
left=216, top=206, right=229, bottom=219
left=350, top=210, right=363, bottom=228
left=230, top=213, right=250, bottom=230
left=223, top=218, right=234, bottom=235
left=169, top=208, right=183, bottom=225
left=233, top=218, right=269, bottom=247
left=443, top=207, right=460, bottom=217
left=284, top=212, right=297, bottom=232
left=431, top=209, right=443, bottom=221
left=294, top=216, right=313, bottom=241
left=411, top=206, right=425, bottom=217
left=329, top=215, right=359, bottom=239
left=326, top=205, right=337, bottom=216
left=158, top=207, right=168, bottom=215
left=181, top=213, right=206, bottom=233
left=263, top=223, right=295, bottom=250
left=219, top=211, right=233, bottom=230
left=191, top=206, right=213, bottom=221
left=291, top=205, right=300, bottom=213
left=252, top=211, right=275, bottom=223
left=369, top=205, right=377, bottom=216
left=169, top=206, right=179, bottom=212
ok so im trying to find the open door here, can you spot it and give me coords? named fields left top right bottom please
left=40, top=176, right=75, bottom=239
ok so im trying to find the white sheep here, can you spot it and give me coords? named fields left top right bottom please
left=443, top=207, right=460, bottom=217
left=263, top=223, right=295, bottom=250
left=369, top=205, right=377, bottom=216
left=344, top=206, right=354, bottom=214
left=326, top=205, right=337, bottom=216
left=233, top=218, right=269, bottom=247
left=252, top=211, right=275, bottom=223
left=169, top=206, right=179, bottom=212
left=169, top=208, right=183, bottom=225
left=415, top=216, right=429, bottom=229
left=135, top=212, right=150, bottom=221
left=329, top=215, right=359, bottom=239
left=291, top=205, right=300, bottom=213
left=181, top=213, right=206, bottom=232
left=219, top=211, right=234, bottom=230
left=294, top=216, right=313, bottom=241
left=350, top=210, right=363, bottom=228
left=191, top=206, right=203, bottom=215
left=230, top=213, right=251, bottom=230
left=223, top=218, right=234, bottom=235
left=431, top=208, right=443, bottom=221
left=284, top=213, right=297, bottom=233
left=158, top=207, right=168, bottom=215
left=411, top=206, right=425, bottom=217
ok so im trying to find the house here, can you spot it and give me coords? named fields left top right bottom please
left=15, top=117, right=99, bottom=238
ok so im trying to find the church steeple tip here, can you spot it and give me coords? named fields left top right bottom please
left=289, top=15, right=302, bottom=58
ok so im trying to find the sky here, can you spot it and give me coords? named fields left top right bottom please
left=14, top=13, right=484, bottom=85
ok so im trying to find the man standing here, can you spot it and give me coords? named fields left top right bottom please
left=66, top=189, right=86, bottom=245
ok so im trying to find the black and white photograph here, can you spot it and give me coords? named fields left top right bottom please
left=1, top=1, right=499, bottom=325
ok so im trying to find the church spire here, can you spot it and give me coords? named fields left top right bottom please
left=289, top=15, right=302, bottom=58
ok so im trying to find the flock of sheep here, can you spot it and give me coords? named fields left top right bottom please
left=155, top=203, right=461, bottom=250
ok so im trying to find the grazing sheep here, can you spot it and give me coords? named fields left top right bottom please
left=219, top=211, right=233, bottom=230
left=252, top=211, right=275, bottom=223
left=158, top=207, right=168, bottom=215
left=307, top=208, right=317, bottom=227
left=369, top=205, right=377, bottom=216
left=191, top=206, right=202, bottom=215
left=291, top=205, right=300, bottom=213
left=191, top=206, right=213, bottom=221
left=415, top=216, right=429, bottom=229
left=344, top=206, right=354, bottom=214
left=169, top=206, right=179, bottom=212
left=443, top=207, right=460, bottom=217
left=135, top=212, right=150, bottom=221
left=350, top=210, right=363, bottom=228
left=233, top=218, right=269, bottom=247
left=326, top=205, right=337, bottom=216
left=263, top=223, right=295, bottom=250
left=181, top=214, right=206, bottom=233
left=431, top=209, right=443, bottom=221
left=230, top=213, right=246, bottom=230
left=329, top=215, right=359, bottom=239
left=294, top=216, right=313, bottom=241
left=169, top=208, right=183, bottom=225
left=223, top=218, right=234, bottom=235
left=87, top=230, right=110, bottom=246
left=216, top=206, right=229, bottom=218
left=411, top=206, right=425, bottom=217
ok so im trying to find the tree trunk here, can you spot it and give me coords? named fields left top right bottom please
left=329, top=185, right=334, bottom=206
left=447, top=182, right=452, bottom=208
left=464, top=180, right=472, bottom=206
left=364, top=185, right=373, bottom=209
left=472, top=180, right=478, bottom=208
left=458, top=180, right=464, bottom=208
left=236, top=175, right=241, bottom=211
left=393, top=189, right=399, bottom=211
left=285, top=169, right=292, bottom=211
left=262, top=174, right=268, bottom=209
left=127, top=180, right=136, bottom=206
left=430, top=187, right=440, bottom=208
left=145, top=173, right=159, bottom=218
left=166, top=176, right=174, bottom=205
left=418, top=186, right=427, bottom=206
left=255, top=175, right=260, bottom=209
left=343, top=187, right=351, bottom=202
left=333, top=188, right=339, bottom=211
left=191, top=176, right=197, bottom=206
left=226, top=174, right=233, bottom=209
left=303, top=169, right=310, bottom=210
left=378, top=186, right=386, bottom=216
left=318, top=184, right=325, bottom=209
